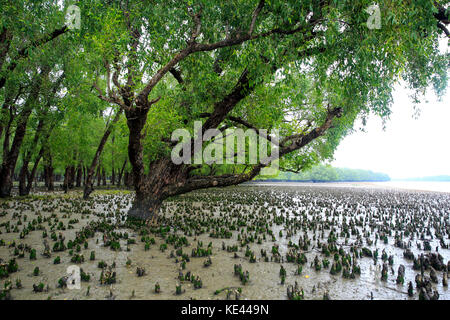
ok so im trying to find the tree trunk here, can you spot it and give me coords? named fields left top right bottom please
left=43, top=166, right=48, bottom=188
left=117, top=158, right=127, bottom=187
left=111, top=168, right=115, bottom=186
left=43, top=147, right=54, bottom=191
left=127, top=158, right=186, bottom=220
left=125, top=107, right=149, bottom=198
left=96, top=165, right=101, bottom=187
left=68, top=165, right=75, bottom=189
left=102, top=167, right=106, bottom=186
left=111, top=134, right=115, bottom=185
left=76, top=164, right=82, bottom=187
left=18, top=164, right=28, bottom=196
left=25, top=147, right=44, bottom=195
left=123, top=172, right=128, bottom=187
left=83, top=109, right=122, bottom=199
left=46, top=166, right=54, bottom=191
left=62, top=166, right=69, bottom=193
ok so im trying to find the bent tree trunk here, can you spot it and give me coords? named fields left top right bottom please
left=83, top=109, right=122, bottom=199
left=120, top=9, right=340, bottom=221
left=125, top=103, right=342, bottom=221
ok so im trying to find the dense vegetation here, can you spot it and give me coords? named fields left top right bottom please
left=0, top=0, right=448, bottom=219
left=259, top=165, right=390, bottom=182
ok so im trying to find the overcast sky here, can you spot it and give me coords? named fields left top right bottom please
left=331, top=85, right=450, bottom=179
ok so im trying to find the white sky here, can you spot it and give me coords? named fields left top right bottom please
left=331, top=85, right=450, bottom=179
left=332, top=36, right=449, bottom=180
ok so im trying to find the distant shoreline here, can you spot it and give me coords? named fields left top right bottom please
left=242, top=180, right=450, bottom=194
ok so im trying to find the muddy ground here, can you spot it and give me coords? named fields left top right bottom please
left=0, top=184, right=449, bottom=300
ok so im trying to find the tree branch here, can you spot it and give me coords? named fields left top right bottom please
left=0, top=25, right=68, bottom=89
left=249, top=0, right=265, bottom=35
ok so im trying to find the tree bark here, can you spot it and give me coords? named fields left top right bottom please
left=125, top=106, right=149, bottom=198
left=127, top=158, right=185, bottom=220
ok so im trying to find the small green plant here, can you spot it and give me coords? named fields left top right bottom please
left=80, top=269, right=90, bottom=282
left=33, top=283, right=44, bottom=293
left=7, top=259, right=18, bottom=273
left=297, top=265, right=303, bottom=275
left=110, top=241, right=121, bottom=251
left=176, top=283, right=183, bottom=295
left=70, top=254, right=84, bottom=264
left=30, top=249, right=36, bottom=260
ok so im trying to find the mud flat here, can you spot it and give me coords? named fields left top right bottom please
left=0, top=185, right=449, bottom=300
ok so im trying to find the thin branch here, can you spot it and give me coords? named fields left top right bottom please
left=249, top=0, right=265, bottom=35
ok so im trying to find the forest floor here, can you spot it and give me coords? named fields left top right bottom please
left=0, top=184, right=449, bottom=300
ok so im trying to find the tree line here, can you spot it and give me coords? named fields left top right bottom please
left=259, top=165, right=390, bottom=182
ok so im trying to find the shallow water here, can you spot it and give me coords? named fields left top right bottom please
left=0, top=185, right=449, bottom=300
